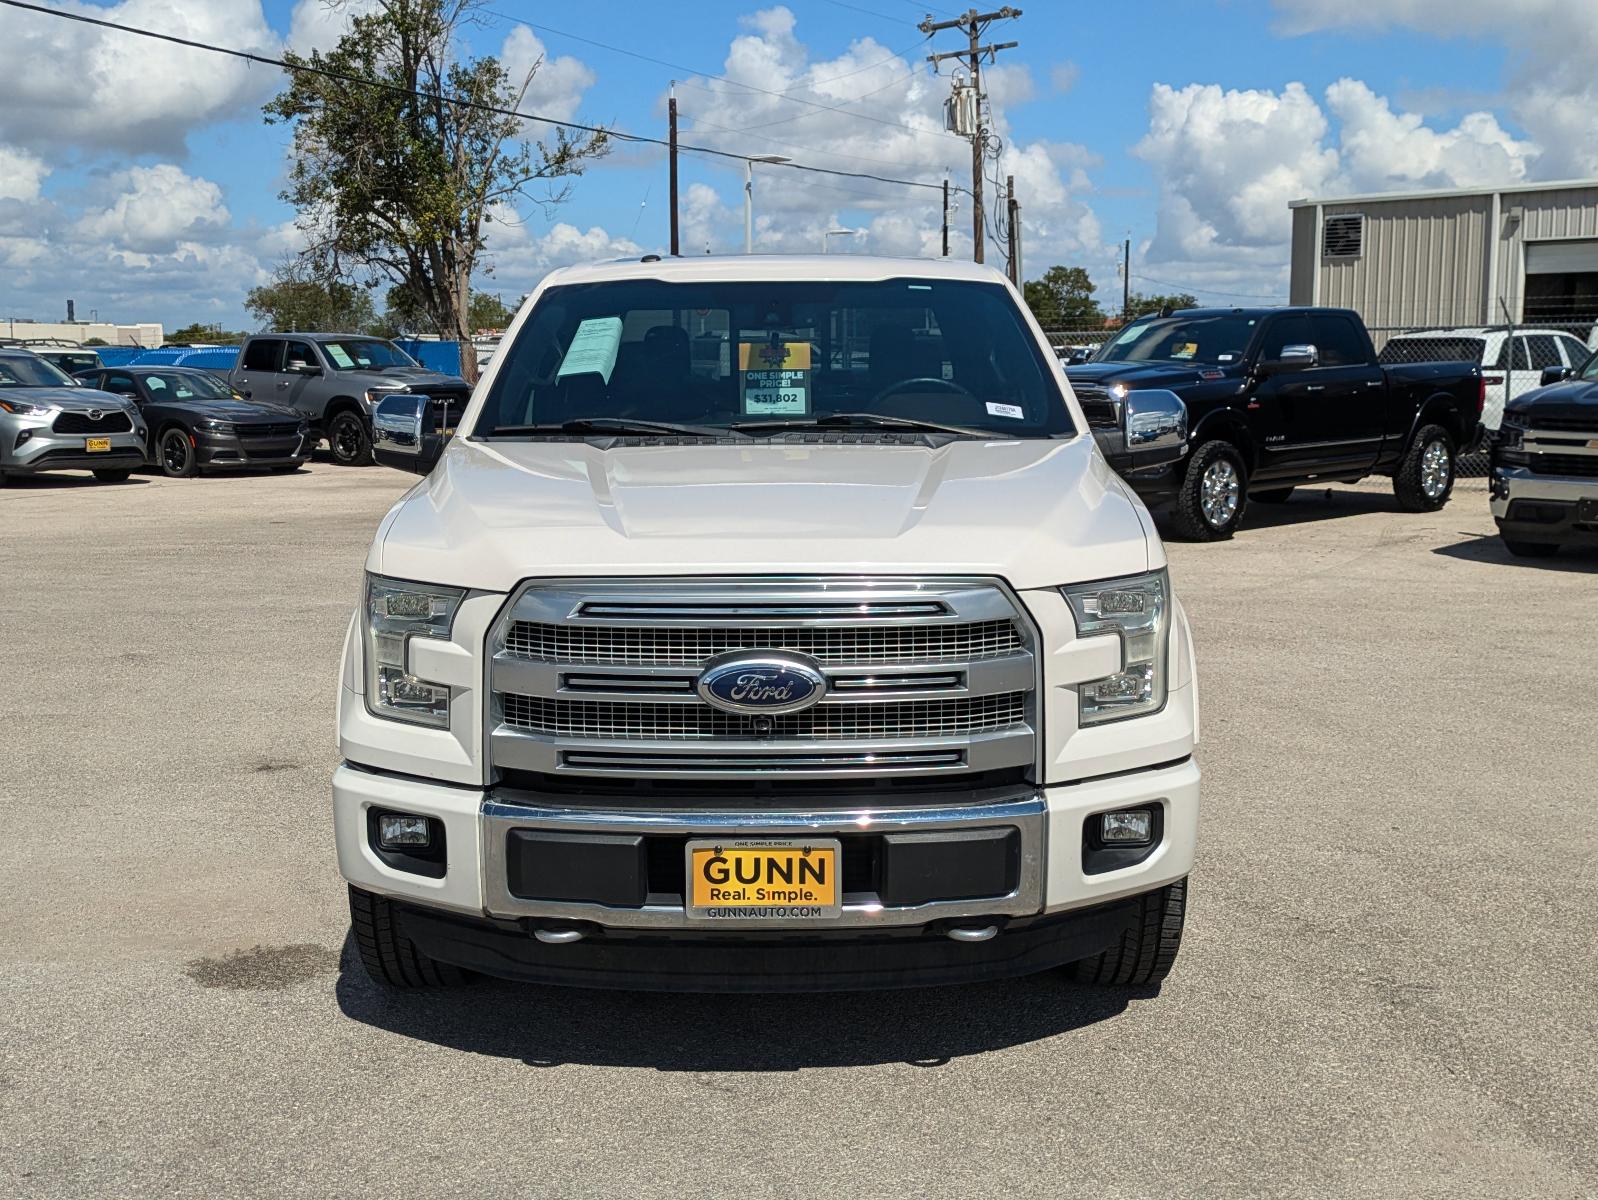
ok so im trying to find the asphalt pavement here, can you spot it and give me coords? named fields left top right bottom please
left=2, top=463, right=1595, bottom=1199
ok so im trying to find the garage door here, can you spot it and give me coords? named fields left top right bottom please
left=1525, top=240, right=1598, bottom=274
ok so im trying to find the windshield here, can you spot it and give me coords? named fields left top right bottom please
left=142, top=371, right=232, bottom=400
left=1579, top=349, right=1598, bottom=381
left=0, top=355, right=74, bottom=388
left=1097, top=314, right=1259, bottom=365
left=476, top=278, right=1074, bottom=438
left=319, top=339, right=418, bottom=370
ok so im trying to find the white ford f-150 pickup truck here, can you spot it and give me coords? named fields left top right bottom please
left=335, top=254, right=1200, bottom=993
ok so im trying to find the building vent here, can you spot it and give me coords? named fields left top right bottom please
left=1322, top=214, right=1364, bottom=259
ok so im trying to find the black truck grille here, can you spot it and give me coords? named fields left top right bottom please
left=1529, top=453, right=1598, bottom=478
left=53, top=411, right=132, bottom=434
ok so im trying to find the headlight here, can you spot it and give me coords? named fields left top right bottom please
left=1494, top=415, right=1528, bottom=464
left=1061, top=569, right=1170, bottom=725
left=0, top=397, right=56, bottom=416
left=363, top=574, right=465, bottom=727
left=366, top=386, right=408, bottom=405
left=198, top=419, right=237, bottom=434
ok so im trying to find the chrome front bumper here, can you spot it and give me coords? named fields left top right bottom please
left=1490, top=466, right=1598, bottom=518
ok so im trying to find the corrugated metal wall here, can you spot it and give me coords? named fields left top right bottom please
left=1317, top=196, right=1491, bottom=326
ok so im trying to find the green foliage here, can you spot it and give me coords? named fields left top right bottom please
left=1023, top=266, right=1105, bottom=330
left=263, top=0, right=606, bottom=379
left=82, top=337, right=109, bottom=347
left=167, top=322, right=248, bottom=345
left=467, top=291, right=512, bottom=332
left=245, top=271, right=378, bottom=333
left=1125, top=290, right=1200, bottom=318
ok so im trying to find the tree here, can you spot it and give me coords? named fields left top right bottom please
left=1023, top=266, right=1105, bottom=330
left=167, top=322, right=248, bottom=345
left=83, top=337, right=108, bottom=347
left=1124, top=290, right=1199, bottom=319
left=264, top=0, right=607, bottom=381
left=245, top=264, right=378, bottom=333
left=468, top=290, right=511, bottom=333
left=382, top=284, right=507, bottom=336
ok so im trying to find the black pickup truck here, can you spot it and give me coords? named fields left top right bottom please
left=1066, top=307, right=1485, bottom=539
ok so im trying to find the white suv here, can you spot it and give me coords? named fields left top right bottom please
left=335, top=255, right=1200, bottom=994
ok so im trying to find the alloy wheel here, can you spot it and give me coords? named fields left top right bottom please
left=1200, top=458, right=1240, bottom=527
left=1420, top=439, right=1451, bottom=500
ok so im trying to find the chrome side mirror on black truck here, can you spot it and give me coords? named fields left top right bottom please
left=1091, top=388, right=1188, bottom=473
left=371, top=393, right=453, bottom=475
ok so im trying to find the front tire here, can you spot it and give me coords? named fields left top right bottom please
left=1503, top=538, right=1559, bottom=559
left=1171, top=441, right=1248, bottom=541
left=1394, top=424, right=1455, bottom=511
left=92, top=468, right=132, bottom=483
left=348, top=886, right=469, bottom=988
left=1067, top=877, right=1188, bottom=987
left=158, top=428, right=198, bottom=478
left=328, top=410, right=373, bottom=466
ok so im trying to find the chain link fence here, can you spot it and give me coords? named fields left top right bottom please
left=1042, top=320, right=1598, bottom=479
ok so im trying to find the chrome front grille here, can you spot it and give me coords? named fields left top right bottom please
left=502, top=692, right=1027, bottom=740
left=488, top=578, right=1038, bottom=781
left=504, top=618, right=1022, bottom=666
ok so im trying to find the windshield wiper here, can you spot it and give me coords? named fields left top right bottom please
left=482, top=416, right=735, bottom=439
left=730, top=411, right=993, bottom=438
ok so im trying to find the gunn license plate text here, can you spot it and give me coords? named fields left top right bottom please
left=685, top=838, right=842, bottom=921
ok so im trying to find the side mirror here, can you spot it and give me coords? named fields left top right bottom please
left=372, top=393, right=450, bottom=475
left=1539, top=365, right=1571, bottom=387
left=1258, top=343, right=1318, bottom=375
left=1094, top=388, right=1188, bottom=473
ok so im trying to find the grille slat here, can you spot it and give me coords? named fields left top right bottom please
left=1533, top=417, right=1598, bottom=434
left=505, top=618, right=1021, bottom=666
left=1528, top=452, right=1598, bottom=477
left=53, top=411, right=132, bottom=434
left=503, top=692, right=1027, bottom=741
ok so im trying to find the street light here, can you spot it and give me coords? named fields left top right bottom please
left=823, top=227, right=856, bottom=253
left=744, top=154, right=790, bottom=253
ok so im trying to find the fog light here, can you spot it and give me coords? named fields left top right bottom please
left=1099, top=809, right=1153, bottom=845
left=377, top=814, right=431, bottom=849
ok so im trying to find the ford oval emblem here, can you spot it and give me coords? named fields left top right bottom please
left=696, top=651, right=827, bottom=716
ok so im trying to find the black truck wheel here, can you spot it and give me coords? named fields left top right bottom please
left=348, top=886, right=469, bottom=988
left=1171, top=440, right=1248, bottom=541
left=1067, top=877, right=1188, bottom=987
left=1252, top=487, right=1295, bottom=503
left=328, top=410, right=374, bottom=466
left=1394, top=424, right=1456, bottom=511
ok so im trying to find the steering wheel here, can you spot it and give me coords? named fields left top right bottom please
left=868, top=376, right=976, bottom=406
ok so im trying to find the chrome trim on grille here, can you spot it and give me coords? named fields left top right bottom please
left=480, top=792, right=1046, bottom=928
left=487, top=577, right=1039, bottom=781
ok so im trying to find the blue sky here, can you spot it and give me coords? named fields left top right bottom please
left=1, top=0, right=1591, bottom=331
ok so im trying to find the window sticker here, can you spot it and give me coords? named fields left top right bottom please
left=986, top=401, right=1024, bottom=420
left=739, top=339, right=812, bottom=415
left=1217, top=353, right=1235, bottom=362
left=557, top=316, right=624, bottom=384
left=325, top=344, right=355, bottom=369
left=1172, top=342, right=1198, bottom=360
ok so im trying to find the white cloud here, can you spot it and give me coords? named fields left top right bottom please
left=2, top=0, right=280, bottom=161
left=498, top=26, right=597, bottom=123
left=286, top=0, right=379, bottom=53
left=0, top=147, right=50, bottom=204
left=1273, top=0, right=1598, bottom=178
left=74, top=165, right=231, bottom=253
left=1050, top=62, right=1080, bottom=95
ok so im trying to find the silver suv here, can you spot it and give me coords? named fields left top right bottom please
left=229, top=334, right=470, bottom=466
left=0, top=350, right=147, bottom=485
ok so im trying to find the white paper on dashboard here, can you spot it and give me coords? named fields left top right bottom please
left=557, top=317, right=624, bottom=384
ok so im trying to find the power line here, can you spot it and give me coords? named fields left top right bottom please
left=487, top=13, right=965, bottom=145
left=0, top=0, right=950, bottom=199
left=1129, top=273, right=1286, bottom=301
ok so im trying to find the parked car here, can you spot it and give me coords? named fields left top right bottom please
left=334, top=254, right=1200, bottom=995
left=1066, top=306, right=1485, bottom=540
left=1489, top=350, right=1598, bottom=557
left=228, top=333, right=470, bottom=466
left=33, top=347, right=105, bottom=377
left=79, top=365, right=311, bottom=477
left=0, top=349, right=146, bottom=485
left=1378, top=326, right=1590, bottom=431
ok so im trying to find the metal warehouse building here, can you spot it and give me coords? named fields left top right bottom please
left=1288, top=179, right=1598, bottom=331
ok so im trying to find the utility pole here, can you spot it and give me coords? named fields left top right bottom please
left=941, top=178, right=950, bottom=257
left=668, top=81, right=679, bottom=256
left=1122, top=238, right=1131, bottom=321
left=1005, top=174, right=1019, bottom=285
left=922, top=7, right=1021, bottom=265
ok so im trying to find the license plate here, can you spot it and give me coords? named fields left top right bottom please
left=684, top=837, right=842, bottom=921
left=85, top=437, right=111, bottom=452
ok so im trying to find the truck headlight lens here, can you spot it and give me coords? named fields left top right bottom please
left=363, top=574, right=465, bottom=727
left=1061, top=569, right=1170, bottom=725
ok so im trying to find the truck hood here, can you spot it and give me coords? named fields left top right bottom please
left=9, top=385, right=134, bottom=412
left=1066, top=361, right=1241, bottom=390
left=1507, top=377, right=1598, bottom=421
left=363, top=367, right=468, bottom=391
left=375, top=435, right=1157, bottom=593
